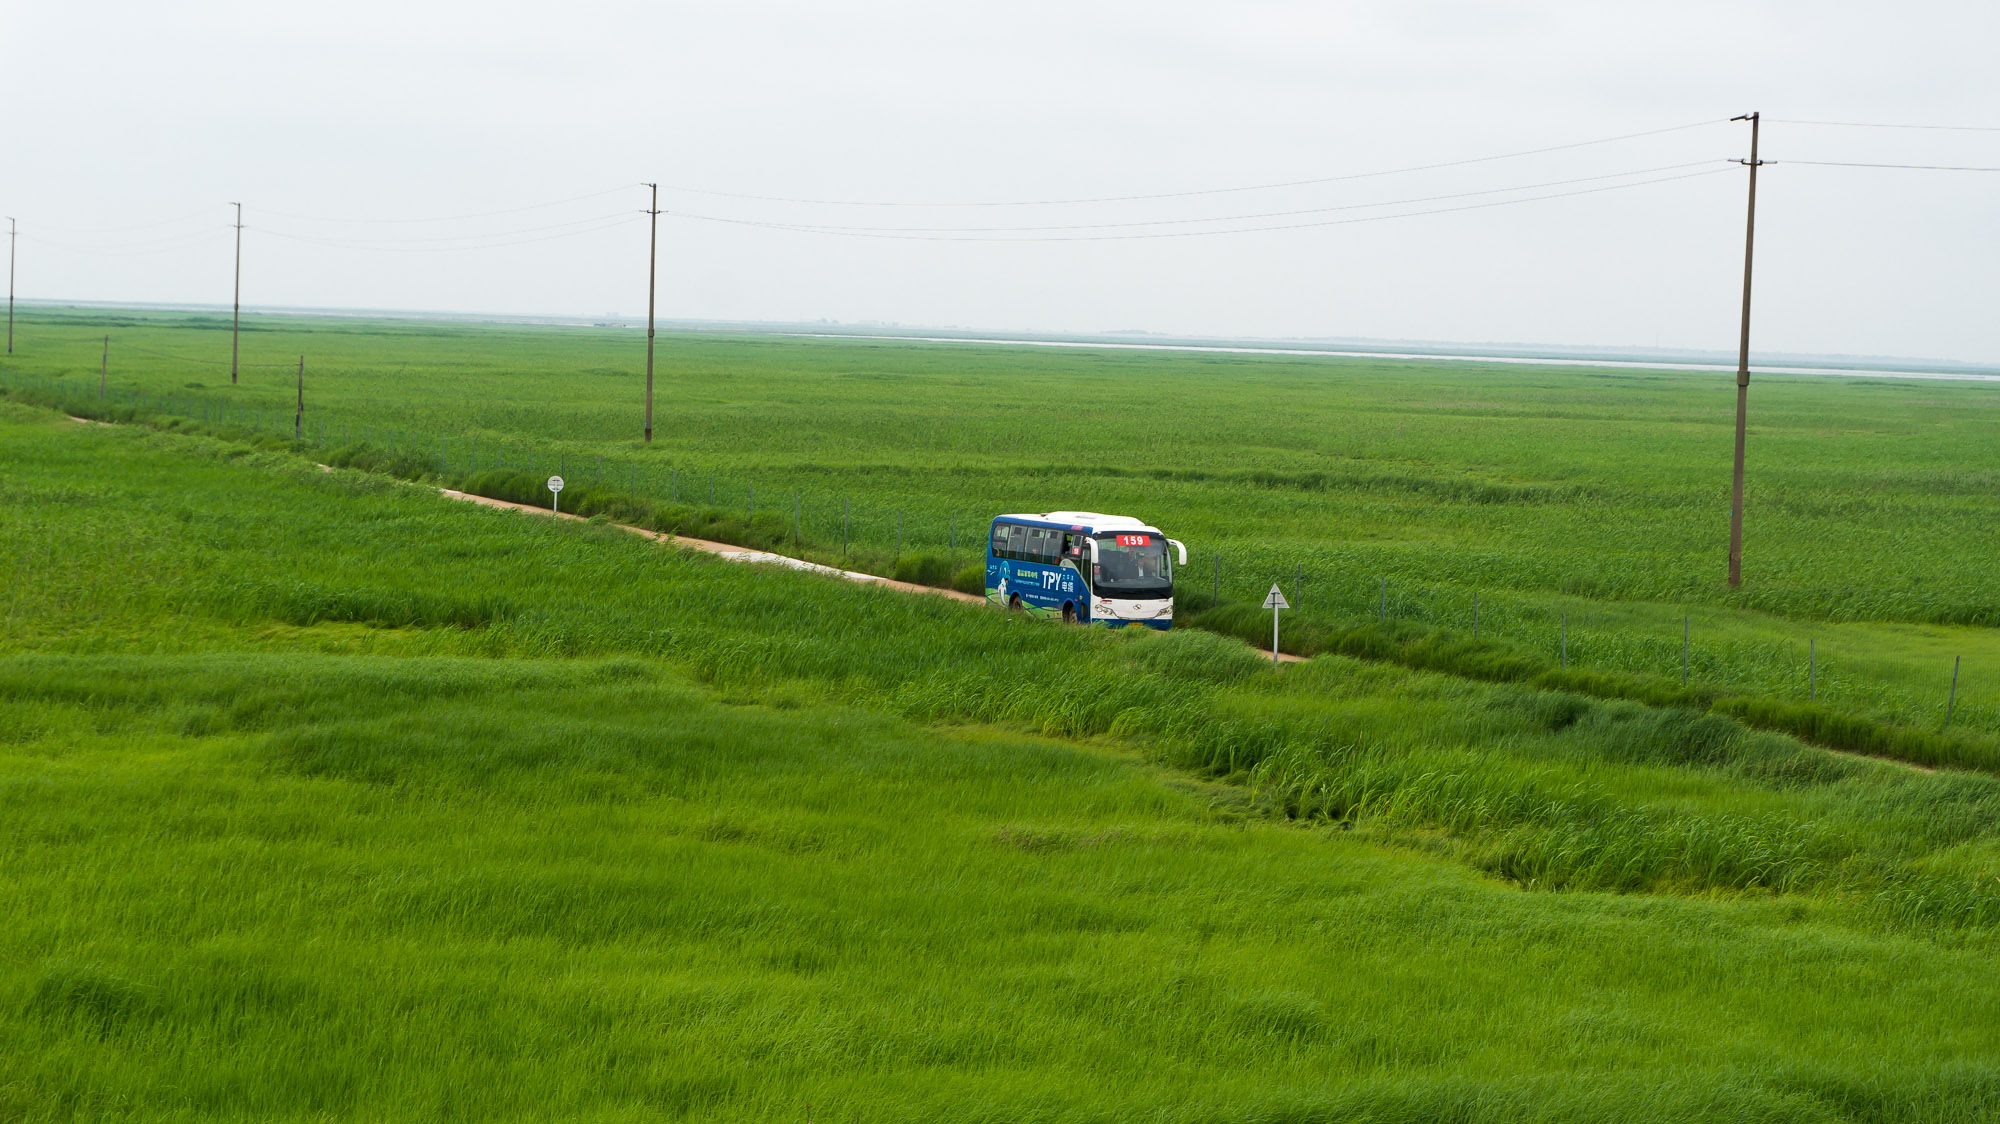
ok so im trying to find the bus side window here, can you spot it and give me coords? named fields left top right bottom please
left=1005, top=524, right=1028, bottom=560
left=991, top=524, right=1009, bottom=558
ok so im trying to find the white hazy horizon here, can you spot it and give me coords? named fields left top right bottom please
left=7, top=1, right=1999, bottom=364
left=21, top=295, right=2000, bottom=377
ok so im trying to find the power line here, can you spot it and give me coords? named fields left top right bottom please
left=671, top=166, right=1731, bottom=243
left=1726, top=112, right=1762, bottom=591
left=713, top=161, right=1727, bottom=236
left=644, top=182, right=659, bottom=446
left=255, top=185, right=639, bottom=226
left=26, top=209, right=643, bottom=256
left=258, top=210, right=642, bottom=247
left=256, top=214, right=643, bottom=253
left=36, top=208, right=218, bottom=235
left=23, top=228, right=231, bottom=256
left=1773, top=159, right=2000, bottom=172
left=1770, top=119, right=2000, bottom=132
left=658, top=118, right=1728, bottom=208
left=232, top=203, right=243, bottom=384
left=21, top=186, right=642, bottom=254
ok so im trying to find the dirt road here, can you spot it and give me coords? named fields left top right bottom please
left=64, top=413, right=1296, bottom=659
left=436, top=488, right=1304, bottom=659
left=438, top=489, right=987, bottom=604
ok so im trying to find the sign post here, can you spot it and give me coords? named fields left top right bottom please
left=547, top=474, right=565, bottom=515
left=1262, top=584, right=1290, bottom=666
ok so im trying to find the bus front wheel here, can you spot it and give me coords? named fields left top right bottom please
left=1062, top=602, right=1076, bottom=624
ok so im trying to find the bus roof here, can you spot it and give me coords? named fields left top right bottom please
left=993, top=512, right=1161, bottom=534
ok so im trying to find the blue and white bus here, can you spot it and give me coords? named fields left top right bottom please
left=987, top=512, right=1187, bottom=629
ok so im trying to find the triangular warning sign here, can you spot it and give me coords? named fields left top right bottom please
left=1262, top=584, right=1290, bottom=610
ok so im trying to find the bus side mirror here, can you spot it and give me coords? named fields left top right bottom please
left=1168, top=539, right=1187, bottom=566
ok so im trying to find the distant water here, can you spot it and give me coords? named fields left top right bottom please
left=783, top=332, right=2000, bottom=384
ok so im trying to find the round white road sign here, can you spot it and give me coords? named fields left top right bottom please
left=547, top=475, right=565, bottom=493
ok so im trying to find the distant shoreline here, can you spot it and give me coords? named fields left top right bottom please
left=777, top=332, right=2000, bottom=384
left=15, top=298, right=1999, bottom=382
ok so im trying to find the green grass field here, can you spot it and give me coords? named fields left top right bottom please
left=6, top=393, right=2000, bottom=1120
left=6, top=305, right=1995, bottom=751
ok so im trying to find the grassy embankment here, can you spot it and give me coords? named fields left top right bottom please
left=6, top=306, right=1995, bottom=765
left=5, top=404, right=2000, bottom=1120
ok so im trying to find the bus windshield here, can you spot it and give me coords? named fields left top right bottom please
left=1092, top=532, right=1172, bottom=600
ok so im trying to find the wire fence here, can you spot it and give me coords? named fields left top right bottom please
left=2, top=364, right=1987, bottom=738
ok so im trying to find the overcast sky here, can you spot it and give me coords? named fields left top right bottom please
left=7, top=1, right=1998, bottom=361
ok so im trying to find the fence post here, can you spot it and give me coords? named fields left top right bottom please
left=1380, top=577, right=1387, bottom=623
left=1947, top=656, right=1961, bottom=728
left=1682, top=616, right=1689, bottom=684
left=671, top=468, right=677, bottom=501
left=1473, top=592, right=1480, bottom=639
left=1213, top=554, right=1220, bottom=607
left=793, top=491, right=799, bottom=553
left=596, top=454, right=602, bottom=484
left=843, top=498, right=849, bottom=556
left=749, top=484, right=754, bottom=519
left=951, top=513, right=956, bottom=550
left=1561, top=613, right=1567, bottom=669
left=897, top=509, right=903, bottom=556
left=1294, top=563, right=1302, bottom=611
left=1810, top=638, right=1816, bottom=701
left=441, top=436, right=447, bottom=473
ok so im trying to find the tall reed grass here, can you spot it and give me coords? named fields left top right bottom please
left=9, top=402, right=2000, bottom=1119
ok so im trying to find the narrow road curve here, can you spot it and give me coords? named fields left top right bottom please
left=436, top=487, right=1307, bottom=661
left=438, top=489, right=983, bottom=602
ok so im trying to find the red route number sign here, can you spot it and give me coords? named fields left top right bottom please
left=1115, top=534, right=1150, bottom=547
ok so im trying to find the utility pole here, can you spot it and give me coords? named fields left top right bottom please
left=294, top=355, right=304, bottom=439
left=231, top=202, right=243, bottom=384
left=643, top=183, right=659, bottom=444
left=6, top=217, right=15, bottom=354
left=1727, top=112, right=1761, bottom=590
